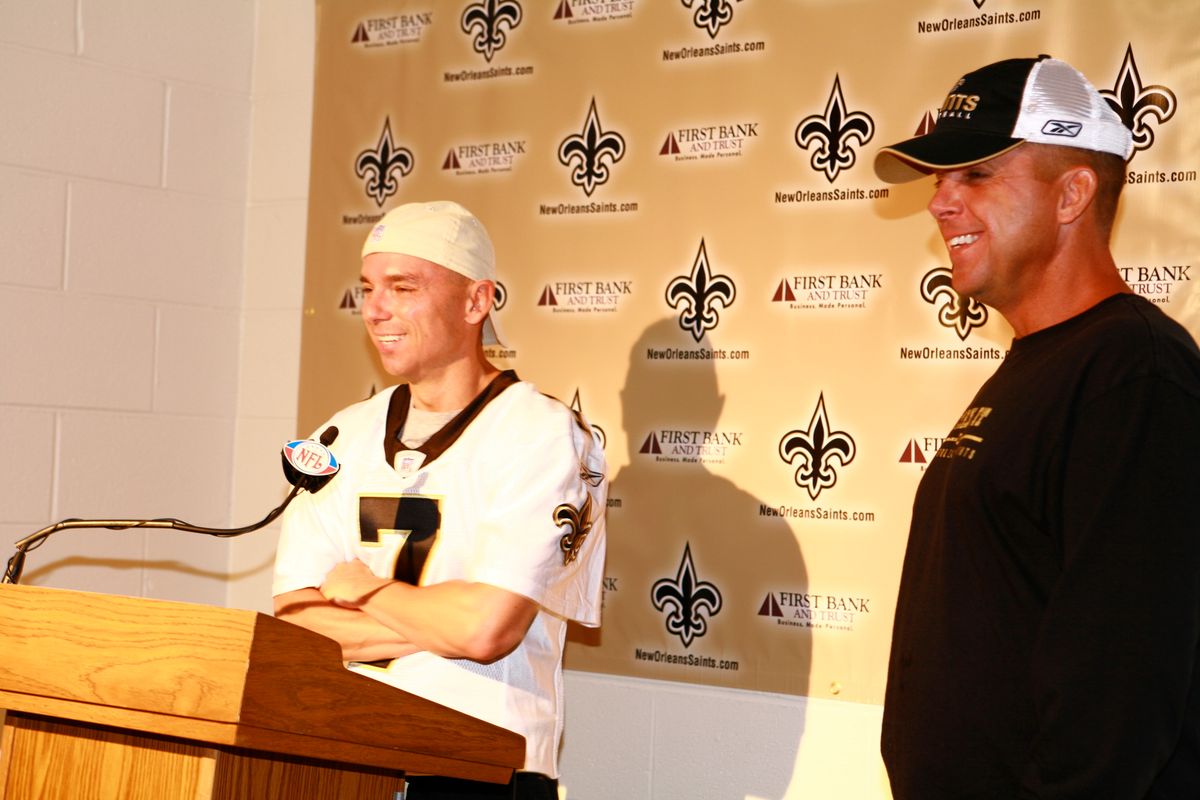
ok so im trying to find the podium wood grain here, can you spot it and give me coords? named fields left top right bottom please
left=0, top=584, right=523, bottom=798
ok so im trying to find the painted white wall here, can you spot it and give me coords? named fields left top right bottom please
left=560, top=672, right=890, bottom=800
left=0, top=3, right=891, bottom=797
left=224, top=0, right=313, bottom=613
left=0, top=0, right=252, bottom=603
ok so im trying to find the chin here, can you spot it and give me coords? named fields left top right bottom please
left=949, top=267, right=980, bottom=299
left=377, top=360, right=411, bottom=379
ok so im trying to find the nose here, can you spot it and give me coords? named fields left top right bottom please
left=361, top=288, right=389, bottom=323
left=927, top=177, right=960, bottom=221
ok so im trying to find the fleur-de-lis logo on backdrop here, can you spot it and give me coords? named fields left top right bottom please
left=779, top=393, right=856, bottom=500
left=1099, top=44, right=1176, bottom=159
left=920, top=268, right=988, bottom=340
left=554, top=494, right=594, bottom=566
left=461, top=0, right=523, bottom=62
left=492, top=280, right=507, bottom=310
left=795, top=76, right=875, bottom=183
left=558, top=99, right=626, bottom=196
left=682, top=0, right=737, bottom=39
left=355, top=118, right=414, bottom=207
left=651, top=543, right=723, bottom=648
left=570, top=389, right=607, bottom=449
left=665, top=240, right=736, bottom=342
left=972, top=0, right=986, bottom=8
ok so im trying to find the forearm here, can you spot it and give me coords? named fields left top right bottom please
left=354, top=579, right=536, bottom=662
left=274, top=587, right=419, bottom=662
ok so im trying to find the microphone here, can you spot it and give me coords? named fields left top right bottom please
left=2, top=427, right=342, bottom=585
left=282, top=426, right=340, bottom=494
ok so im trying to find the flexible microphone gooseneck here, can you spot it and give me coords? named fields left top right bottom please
left=1, top=427, right=339, bottom=586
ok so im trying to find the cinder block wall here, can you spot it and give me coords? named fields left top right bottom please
left=0, top=1, right=258, bottom=602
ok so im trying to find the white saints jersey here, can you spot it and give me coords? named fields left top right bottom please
left=273, top=372, right=607, bottom=777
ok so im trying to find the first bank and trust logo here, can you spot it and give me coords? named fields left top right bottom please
left=557, top=98, right=626, bottom=196
left=442, top=138, right=528, bottom=175
left=553, top=0, right=635, bottom=23
left=351, top=12, right=432, bottom=47
left=461, top=0, right=522, bottom=62
left=536, top=279, right=632, bottom=313
left=758, top=591, right=871, bottom=631
left=651, top=542, right=723, bottom=648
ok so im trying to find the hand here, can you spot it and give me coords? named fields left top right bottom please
left=320, top=559, right=391, bottom=608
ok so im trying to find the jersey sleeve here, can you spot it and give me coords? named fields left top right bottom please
left=271, top=483, right=349, bottom=596
left=469, top=398, right=607, bottom=627
left=271, top=414, right=361, bottom=597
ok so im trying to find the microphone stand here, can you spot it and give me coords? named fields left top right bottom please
left=1, top=485, right=303, bottom=586
left=3, top=426, right=339, bottom=586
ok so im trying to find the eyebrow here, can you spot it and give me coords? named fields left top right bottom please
left=360, top=271, right=420, bottom=285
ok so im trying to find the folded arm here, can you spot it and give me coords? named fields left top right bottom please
left=279, top=559, right=539, bottom=664
left=274, top=586, right=419, bottom=662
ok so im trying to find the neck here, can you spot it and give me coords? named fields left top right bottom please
left=999, top=233, right=1129, bottom=338
left=407, top=354, right=500, bottom=412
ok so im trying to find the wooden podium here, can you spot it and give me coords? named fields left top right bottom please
left=0, top=584, right=524, bottom=799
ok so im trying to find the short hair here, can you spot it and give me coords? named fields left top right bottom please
left=1029, top=143, right=1126, bottom=238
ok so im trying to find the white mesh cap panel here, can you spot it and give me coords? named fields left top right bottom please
left=1014, top=58, right=1133, bottom=158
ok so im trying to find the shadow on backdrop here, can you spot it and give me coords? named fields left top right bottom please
left=567, top=318, right=810, bottom=800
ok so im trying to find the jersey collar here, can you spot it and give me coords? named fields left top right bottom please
left=383, top=370, right=520, bottom=470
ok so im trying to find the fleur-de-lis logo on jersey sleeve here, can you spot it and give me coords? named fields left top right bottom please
left=355, top=118, right=414, bottom=207
left=554, top=494, right=594, bottom=566
left=461, top=0, right=523, bottom=63
left=665, top=240, right=736, bottom=342
left=1099, top=44, right=1176, bottom=159
left=683, top=0, right=735, bottom=39
left=795, top=76, right=875, bottom=183
left=779, top=393, right=856, bottom=500
left=920, top=268, right=988, bottom=340
left=651, top=543, right=723, bottom=648
left=558, top=98, right=626, bottom=197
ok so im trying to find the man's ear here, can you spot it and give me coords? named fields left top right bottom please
left=1057, top=165, right=1098, bottom=226
left=465, top=280, right=495, bottom=323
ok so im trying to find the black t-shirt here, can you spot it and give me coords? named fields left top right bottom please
left=883, top=294, right=1200, bottom=799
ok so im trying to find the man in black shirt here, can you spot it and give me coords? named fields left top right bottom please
left=874, top=56, right=1200, bottom=799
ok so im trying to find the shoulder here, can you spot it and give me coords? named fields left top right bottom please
left=1066, top=295, right=1200, bottom=400
left=309, top=387, right=397, bottom=451
left=489, top=381, right=577, bottom=428
left=1072, top=294, right=1187, bottom=342
left=485, top=380, right=605, bottom=454
left=1095, top=295, right=1199, bottom=364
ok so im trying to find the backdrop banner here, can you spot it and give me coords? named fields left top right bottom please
left=299, top=0, right=1199, bottom=705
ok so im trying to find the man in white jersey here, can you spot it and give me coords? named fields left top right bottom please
left=273, top=201, right=607, bottom=799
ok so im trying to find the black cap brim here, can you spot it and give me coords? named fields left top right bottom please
left=874, top=129, right=1025, bottom=183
